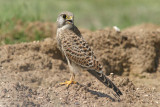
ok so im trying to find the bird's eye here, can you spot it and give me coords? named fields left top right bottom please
left=63, top=14, right=66, bottom=19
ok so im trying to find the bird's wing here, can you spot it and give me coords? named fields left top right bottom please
left=73, top=25, right=82, bottom=37
left=61, top=29, right=102, bottom=71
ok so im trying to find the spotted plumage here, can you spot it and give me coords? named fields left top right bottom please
left=58, top=29, right=101, bottom=71
left=56, top=11, right=122, bottom=96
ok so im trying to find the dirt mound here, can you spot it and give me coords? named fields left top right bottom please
left=84, top=26, right=160, bottom=75
left=0, top=23, right=160, bottom=106
left=123, top=23, right=160, bottom=32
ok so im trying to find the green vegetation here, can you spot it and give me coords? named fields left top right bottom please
left=0, top=0, right=160, bottom=44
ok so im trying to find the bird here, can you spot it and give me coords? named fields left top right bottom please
left=56, top=11, right=122, bottom=96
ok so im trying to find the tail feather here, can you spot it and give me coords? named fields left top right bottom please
left=87, top=70, right=122, bottom=96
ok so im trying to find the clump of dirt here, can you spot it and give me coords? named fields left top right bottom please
left=123, top=23, right=160, bottom=32
left=0, top=23, right=160, bottom=106
left=83, top=24, right=160, bottom=75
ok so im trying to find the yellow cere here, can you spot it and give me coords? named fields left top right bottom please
left=67, top=16, right=73, bottom=20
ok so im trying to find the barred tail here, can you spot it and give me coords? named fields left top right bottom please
left=87, top=70, right=122, bottom=96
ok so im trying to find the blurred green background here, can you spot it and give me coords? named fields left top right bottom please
left=0, top=0, right=160, bottom=45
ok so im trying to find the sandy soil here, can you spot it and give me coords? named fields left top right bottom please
left=0, top=23, right=160, bottom=107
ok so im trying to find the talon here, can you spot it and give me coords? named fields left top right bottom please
left=60, top=80, right=77, bottom=87
left=60, top=73, right=76, bottom=87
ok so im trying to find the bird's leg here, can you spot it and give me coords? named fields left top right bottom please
left=60, top=73, right=77, bottom=87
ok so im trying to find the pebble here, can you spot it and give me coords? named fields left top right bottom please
left=75, top=101, right=80, bottom=105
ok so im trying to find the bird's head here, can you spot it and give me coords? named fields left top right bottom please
left=57, top=11, right=74, bottom=29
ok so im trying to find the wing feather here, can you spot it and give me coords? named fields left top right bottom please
left=60, top=29, right=102, bottom=71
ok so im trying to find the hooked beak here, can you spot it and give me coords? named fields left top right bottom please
left=66, top=16, right=73, bottom=24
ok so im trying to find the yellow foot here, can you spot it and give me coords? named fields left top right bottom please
left=60, top=80, right=77, bottom=87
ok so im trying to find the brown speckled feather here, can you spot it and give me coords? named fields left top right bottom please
left=58, top=29, right=102, bottom=71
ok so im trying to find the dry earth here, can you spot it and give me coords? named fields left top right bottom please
left=0, top=23, right=160, bottom=107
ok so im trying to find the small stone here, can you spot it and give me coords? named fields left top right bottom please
left=75, top=101, right=80, bottom=105
left=144, top=94, right=148, bottom=97
left=113, top=26, right=121, bottom=32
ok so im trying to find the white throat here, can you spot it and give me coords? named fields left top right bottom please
left=61, top=24, right=73, bottom=30
left=57, top=24, right=73, bottom=34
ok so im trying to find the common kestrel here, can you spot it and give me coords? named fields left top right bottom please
left=56, top=11, right=122, bottom=96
